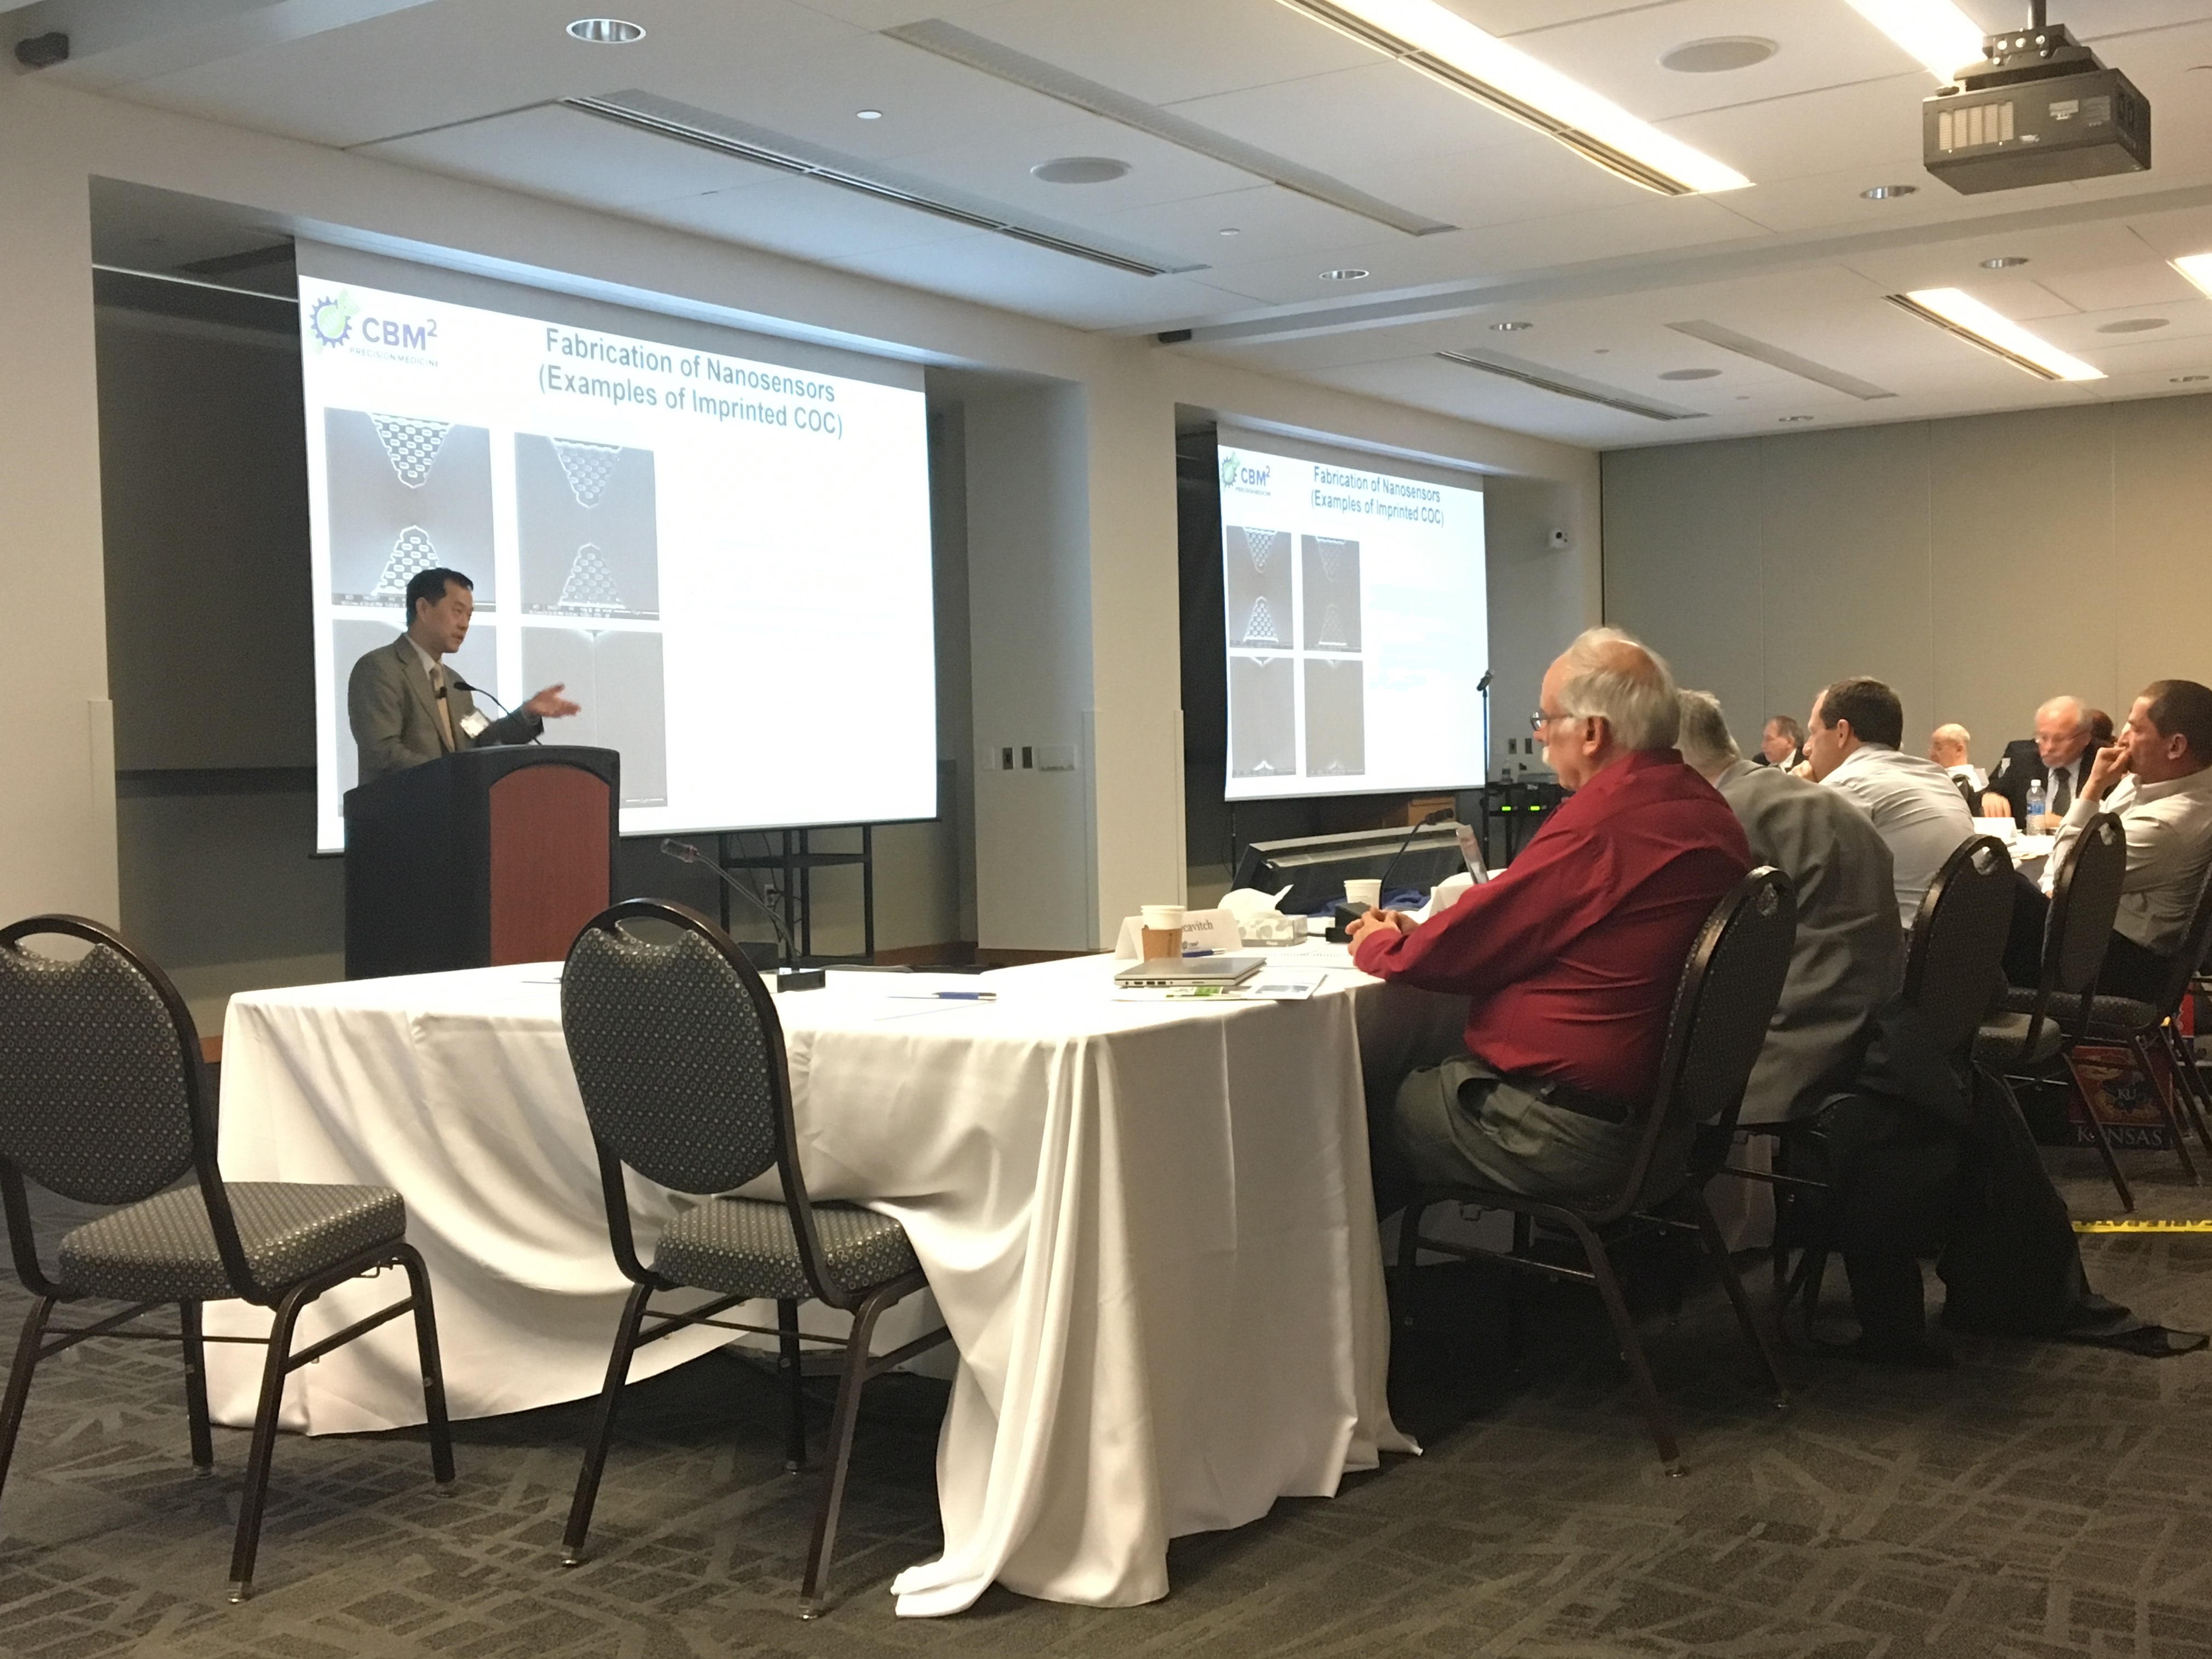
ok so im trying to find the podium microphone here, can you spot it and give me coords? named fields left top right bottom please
left=447, top=675, right=543, bottom=744
left=659, top=840, right=826, bottom=991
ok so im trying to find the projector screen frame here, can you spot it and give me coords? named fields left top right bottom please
left=293, top=250, right=941, bottom=854
left=1212, top=429, right=1489, bottom=806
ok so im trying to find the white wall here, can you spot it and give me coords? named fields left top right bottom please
left=1603, top=396, right=2212, bottom=770
left=0, top=69, right=1596, bottom=957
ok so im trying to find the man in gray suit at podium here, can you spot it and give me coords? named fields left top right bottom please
left=348, top=567, right=582, bottom=788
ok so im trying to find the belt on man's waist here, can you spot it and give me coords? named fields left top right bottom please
left=1505, top=1074, right=1640, bottom=1125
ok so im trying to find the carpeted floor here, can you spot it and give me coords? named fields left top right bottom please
left=4, top=1148, right=2211, bottom=1658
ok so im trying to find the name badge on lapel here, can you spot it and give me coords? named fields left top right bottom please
left=458, top=711, right=490, bottom=739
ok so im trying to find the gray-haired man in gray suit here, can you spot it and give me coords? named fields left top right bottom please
left=347, top=567, right=580, bottom=789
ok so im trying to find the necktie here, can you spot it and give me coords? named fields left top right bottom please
left=432, top=664, right=456, bottom=749
left=2050, top=766, right=2070, bottom=816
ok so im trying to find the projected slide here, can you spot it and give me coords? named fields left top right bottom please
left=300, top=279, right=935, bottom=851
left=1220, top=443, right=1486, bottom=801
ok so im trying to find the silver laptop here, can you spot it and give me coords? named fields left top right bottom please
left=1113, top=955, right=1266, bottom=989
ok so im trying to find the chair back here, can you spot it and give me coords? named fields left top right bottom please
left=2044, top=814, right=2128, bottom=1001
left=1999, top=814, right=2129, bottom=1057
left=561, top=899, right=847, bottom=1302
left=1608, top=866, right=1796, bottom=1223
left=1901, top=834, right=2016, bottom=1060
left=2141, top=859, right=2212, bottom=1019
left=0, top=916, right=259, bottom=1300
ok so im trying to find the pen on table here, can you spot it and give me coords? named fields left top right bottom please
left=931, top=990, right=996, bottom=1001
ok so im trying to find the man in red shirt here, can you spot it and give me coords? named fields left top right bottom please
left=1350, top=628, right=1750, bottom=1208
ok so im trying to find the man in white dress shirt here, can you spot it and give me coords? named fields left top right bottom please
left=2008, top=680, right=2212, bottom=1001
left=1804, top=677, right=1974, bottom=928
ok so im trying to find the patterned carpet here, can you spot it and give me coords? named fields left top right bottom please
left=3, top=1149, right=2211, bottom=1658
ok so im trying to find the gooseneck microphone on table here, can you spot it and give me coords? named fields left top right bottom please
left=660, top=839, right=827, bottom=991
left=1329, top=806, right=1455, bottom=944
left=1376, top=806, right=1457, bottom=896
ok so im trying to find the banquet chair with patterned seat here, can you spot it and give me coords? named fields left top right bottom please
left=1974, top=815, right=2135, bottom=1205
left=0, top=915, right=454, bottom=1602
left=558, top=898, right=951, bottom=1618
left=1997, top=860, right=2212, bottom=1206
left=1395, top=866, right=1797, bottom=1472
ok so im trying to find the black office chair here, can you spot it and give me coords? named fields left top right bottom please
left=557, top=899, right=951, bottom=1617
left=0, top=915, right=453, bottom=1602
left=2008, top=861, right=2212, bottom=1202
left=1394, top=867, right=1797, bottom=1472
left=1765, top=834, right=2015, bottom=1328
left=1974, top=815, right=2135, bottom=1205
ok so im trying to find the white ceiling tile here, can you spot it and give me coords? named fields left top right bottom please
left=362, top=105, right=769, bottom=208
left=919, top=0, right=1379, bottom=105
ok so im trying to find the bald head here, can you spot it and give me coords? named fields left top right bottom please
left=2035, top=696, right=2091, bottom=769
left=1929, top=723, right=1971, bottom=767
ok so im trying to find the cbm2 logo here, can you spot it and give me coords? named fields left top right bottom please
left=1220, top=450, right=1271, bottom=491
left=360, top=313, right=439, bottom=351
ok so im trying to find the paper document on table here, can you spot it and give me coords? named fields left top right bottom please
left=1243, top=968, right=1328, bottom=1000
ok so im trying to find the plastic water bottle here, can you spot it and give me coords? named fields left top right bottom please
left=2026, top=777, right=2047, bottom=823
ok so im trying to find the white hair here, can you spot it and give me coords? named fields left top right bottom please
left=1556, top=627, right=1680, bottom=751
left=1675, top=690, right=1739, bottom=772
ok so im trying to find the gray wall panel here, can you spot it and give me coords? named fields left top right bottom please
left=1759, top=420, right=1933, bottom=746
left=1928, top=404, right=2118, bottom=753
left=1604, top=394, right=2212, bottom=777
left=1600, top=439, right=1764, bottom=748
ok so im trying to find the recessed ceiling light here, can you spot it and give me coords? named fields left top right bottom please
left=1219, top=227, right=1241, bottom=236
left=1660, top=37, right=1777, bottom=74
left=1889, top=288, right=2104, bottom=381
left=1861, top=184, right=1918, bottom=200
left=1277, top=0, right=1749, bottom=195
left=1980, top=255, right=2029, bottom=269
left=2175, top=374, right=2210, bottom=383
left=2174, top=253, right=2212, bottom=300
left=1490, top=320, right=1532, bottom=331
left=856, top=109, right=883, bottom=120
left=1031, top=156, right=1130, bottom=184
left=566, top=17, right=644, bottom=44
left=1839, top=0, right=1984, bottom=81
left=1319, top=268, right=1370, bottom=281
left=2097, top=318, right=2169, bottom=334
left=1778, top=415, right=1815, bottom=422
left=1659, top=368, right=1721, bottom=380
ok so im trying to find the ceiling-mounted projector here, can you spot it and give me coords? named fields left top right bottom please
left=1924, top=12, right=2148, bottom=194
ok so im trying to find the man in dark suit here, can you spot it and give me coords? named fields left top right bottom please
left=348, top=567, right=580, bottom=788
left=1982, top=695, right=2095, bottom=830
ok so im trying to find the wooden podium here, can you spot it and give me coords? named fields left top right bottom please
left=343, top=746, right=620, bottom=979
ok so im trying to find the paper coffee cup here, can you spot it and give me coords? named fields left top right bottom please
left=1141, top=904, right=1186, bottom=931
left=1344, top=879, right=1381, bottom=910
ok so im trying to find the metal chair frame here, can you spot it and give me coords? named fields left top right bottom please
left=0, top=915, right=453, bottom=1602
left=1979, top=817, right=2162, bottom=1210
left=2046, top=865, right=2212, bottom=1204
left=1392, top=868, right=1797, bottom=1474
left=558, top=898, right=951, bottom=1618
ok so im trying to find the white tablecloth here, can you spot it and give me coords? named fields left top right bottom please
left=213, top=952, right=1412, bottom=1615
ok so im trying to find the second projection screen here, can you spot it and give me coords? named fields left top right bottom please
left=1218, top=442, right=1487, bottom=800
